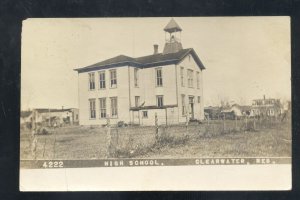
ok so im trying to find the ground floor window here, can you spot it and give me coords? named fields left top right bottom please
left=181, top=94, right=186, bottom=116
left=110, top=97, right=118, bottom=118
left=99, top=98, right=106, bottom=118
left=89, top=99, right=96, bottom=119
left=142, top=111, right=148, bottom=118
left=189, top=96, right=194, bottom=104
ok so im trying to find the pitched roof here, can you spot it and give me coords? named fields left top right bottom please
left=231, top=104, right=252, bottom=111
left=239, top=106, right=252, bottom=111
left=78, top=55, right=140, bottom=72
left=204, top=106, right=221, bottom=110
left=135, top=48, right=190, bottom=67
left=74, top=48, right=205, bottom=73
left=34, top=108, right=72, bottom=113
left=164, top=18, right=182, bottom=33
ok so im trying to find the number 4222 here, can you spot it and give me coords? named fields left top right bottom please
left=42, top=161, right=64, bottom=168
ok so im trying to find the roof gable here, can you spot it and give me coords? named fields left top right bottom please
left=176, top=48, right=205, bottom=70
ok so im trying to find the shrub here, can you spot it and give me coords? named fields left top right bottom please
left=36, top=127, right=51, bottom=135
left=117, top=121, right=127, bottom=127
left=154, top=127, right=189, bottom=148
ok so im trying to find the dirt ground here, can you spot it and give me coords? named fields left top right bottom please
left=20, top=120, right=291, bottom=160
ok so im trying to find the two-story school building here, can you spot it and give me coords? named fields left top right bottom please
left=74, top=19, right=206, bottom=126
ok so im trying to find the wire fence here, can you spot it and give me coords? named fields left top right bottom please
left=23, top=111, right=291, bottom=160
left=105, top=113, right=291, bottom=158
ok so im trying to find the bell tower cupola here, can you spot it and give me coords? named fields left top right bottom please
left=163, top=18, right=183, bottom=54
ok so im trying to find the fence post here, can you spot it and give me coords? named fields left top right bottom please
left=165, top=108, right=168, bottom=126
left=245, top=116, right=248, bottom=131
left=271, top=116, right=274, bottom=127
left=253, top=116, right=256, bottom=130
left=222, top=113, right=226, bottom=133
left=185, top=113, right=189, bottom=137
left=52, top=129, right=57, bottom=159
left=155, top=113, right=159, bottom=143
left=116, top=126, right=119, bottom=146
left=42, top=138, right=47, bottom=158
left=259, top=115, right=262, bottom=129
left=235, top=115, right=237, bottom=131
left=30, top=110, right=37, bottom=160
left=106, top=115, right=112, bottom=158
left=31, top=134, right=37, bottom=160
left=207, top=115, right=210, bottom=126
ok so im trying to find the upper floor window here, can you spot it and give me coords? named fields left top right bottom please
left=110, top=69, right=117, bottom=88
left=89, top=99, right=96, bottom=119
left=196, top=71, right=200, bottom=89
left=99, top=71, right=106, bottom=89
left=110, top=97, right=118, bottom=118
left=187, top=69, right=194, bottom=88
left=198, top=96, right=201, bottom=103
left=135, top=96, right=140, bottom=107
left=180, top=67, right=184, bottom=87
left=155, top=68, right=163, bottom=87
left=134, top=68, right=139, bottom=87
left=157, top=95, right=164, bottom=107
left=88, top=73, right=95, bottom=90
left=99, top=98, right=106, bottom=118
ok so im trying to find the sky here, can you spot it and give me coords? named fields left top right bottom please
left=21, top=17, right=291, bottom=110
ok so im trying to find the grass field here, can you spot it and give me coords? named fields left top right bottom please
left=20, top=119, right=291, bottom=160
left=140, top=125, right=291, bottom=158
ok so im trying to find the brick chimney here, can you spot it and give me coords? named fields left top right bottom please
left=153, top=44, right=159, bottom=54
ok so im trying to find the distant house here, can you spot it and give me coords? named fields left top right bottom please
left=204, top=106, right=221, bottom=120
left=220, top=104, right=252, bottom=120
left=20, top=111, right=33, bottom=128
left=220, top=104, right=252, bottom=119
left=251, top=96, right=282, bottom=117
left=282, top=100, right=291, bottom=113
left=20, top=108, right=79, bottom=127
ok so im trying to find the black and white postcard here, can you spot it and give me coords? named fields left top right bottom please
left=20, top=17, right=291, bottom=191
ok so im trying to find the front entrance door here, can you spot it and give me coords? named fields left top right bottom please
left=189, top=96, right=194, bottom=120
left=132, top=111, right=140, bottom=125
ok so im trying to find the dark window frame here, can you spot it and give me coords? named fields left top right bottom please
left=110, top=97, right=118, bottom=118
left=155, top=68, right=163, bottom=87
left=142, top=111, right=148, bottom=118
left=99, top=71, right=106, bottom=89
left=89, top=99, right=96, bottom=119
left=110, top=69, right=117, bottom=88
left=157, top=95, right=164, bottom=107
left=89, top=72, right=95, bottom=90
left=99, top=98, right=107, bottom=118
